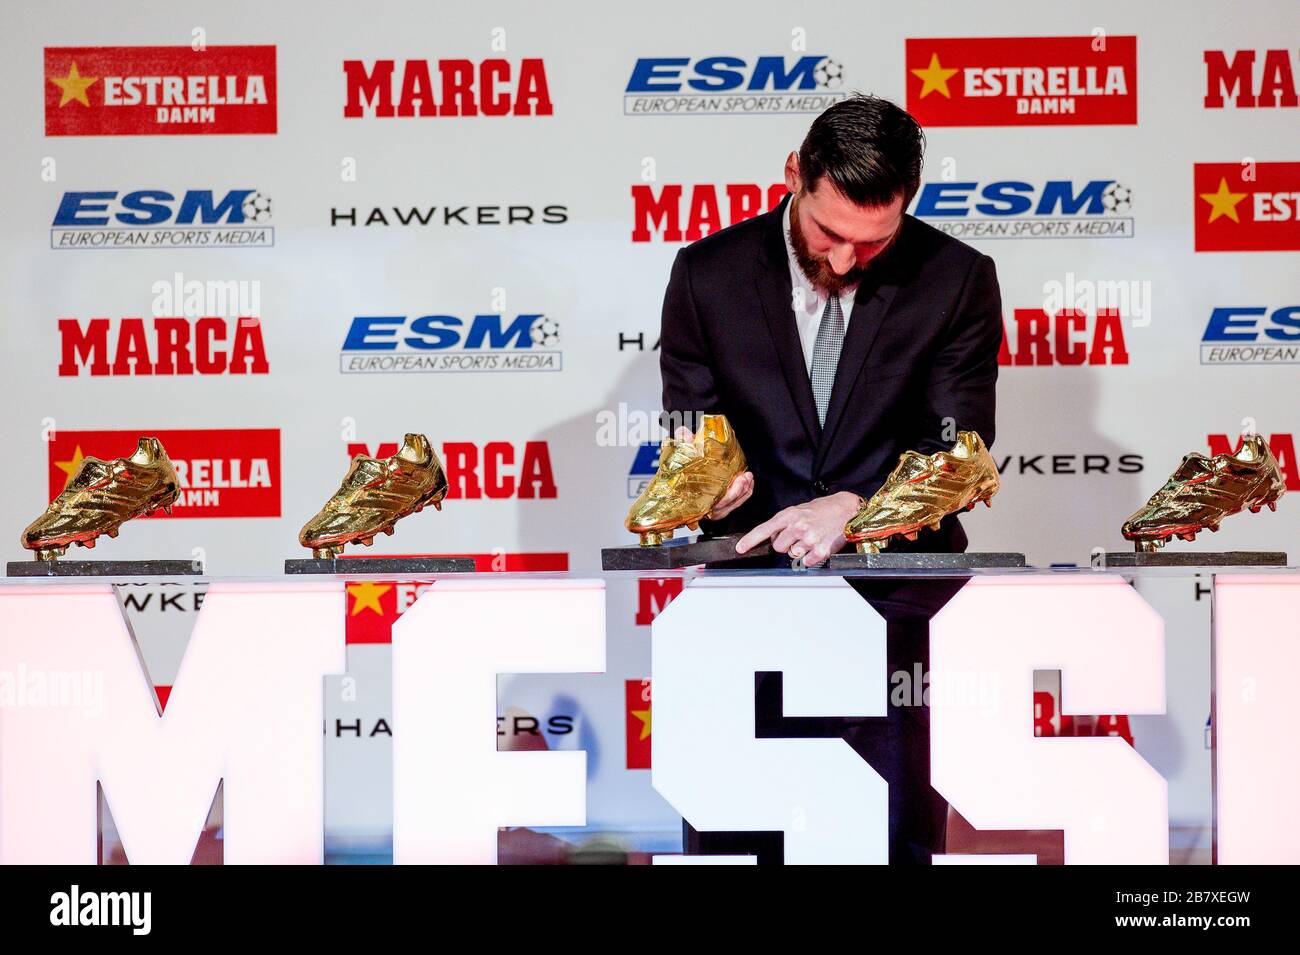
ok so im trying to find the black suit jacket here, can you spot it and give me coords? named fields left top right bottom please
left=659, top=195, right=1002, bottom=553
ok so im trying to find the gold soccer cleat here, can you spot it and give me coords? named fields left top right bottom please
left=21, top=437, right=181, bottom=561
left=626, top=414, right=747, bottom=546
left=299, top=433, right=448, bottom=559
left=1122, top=434, right=1286, bottom=552
left=844, top=431, right=1000, bottom=554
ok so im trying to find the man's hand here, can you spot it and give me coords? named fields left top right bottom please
left=673, top=427, right=753, bottom=520
left=708, top=471, right=754, bottom=520
left=735, top=491, right=863, bottom=566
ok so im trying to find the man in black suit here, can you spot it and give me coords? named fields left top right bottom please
left=658, top=95, right=1003, bottom=863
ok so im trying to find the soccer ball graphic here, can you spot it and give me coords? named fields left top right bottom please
left=1102, top=182, right=1132, bottom=214
left=815, top=58, right=844, bottom=90
left=530, top=315, right=560, bottom=347
left=242, top=192, right=273, bottom=223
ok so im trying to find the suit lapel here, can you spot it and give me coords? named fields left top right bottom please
left=755, top=195, right=821, bottom=448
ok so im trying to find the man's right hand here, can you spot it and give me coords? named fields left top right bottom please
left=673, top=427, right=754, bottom=520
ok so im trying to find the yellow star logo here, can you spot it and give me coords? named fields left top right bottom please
left=1199, top=177, right=1248, bottom=224
left=49, top=62, right=98, bottom=108
left=347, top=581, right=393, bottom=616
left=630, top=707, right=652, bottom=741
left=54, top=445, right=84, bottom=489
left=911, top=52, right=959, bottom=99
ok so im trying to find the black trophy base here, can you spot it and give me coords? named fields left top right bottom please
left=6, top=559, right=202, bottom=578
left=602, top=534, right=773, bottom=570
left=284, top=556, right=477, bottom=575
left=1102, top=551, right=1288, bottom=568
left=829, top=551, right=1027, bottom=570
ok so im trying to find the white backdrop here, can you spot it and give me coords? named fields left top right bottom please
left=1, top=0, right=1296, bottom=857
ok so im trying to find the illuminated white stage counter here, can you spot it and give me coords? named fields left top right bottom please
left=0, top=565, right=1295, bottom=865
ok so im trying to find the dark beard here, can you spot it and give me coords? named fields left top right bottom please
left=788, top=195, right=872, bottom=296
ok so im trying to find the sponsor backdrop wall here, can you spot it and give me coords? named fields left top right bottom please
left=1, top=0, right=1296, bottom=857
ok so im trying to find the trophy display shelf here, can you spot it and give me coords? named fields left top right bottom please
left=829, top=551, right=1027, bottom=570
left=602, top=534, right=774, bottom=570
left=7, top=557, right=203, bottom=578
left=1100, top=550, right=1288, bottom=568
left=284, top=555, right=476, bottom=575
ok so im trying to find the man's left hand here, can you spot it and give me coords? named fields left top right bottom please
left=735, top=491, right=863, bottom=566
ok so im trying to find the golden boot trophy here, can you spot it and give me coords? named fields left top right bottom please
left=1121, top=434, right=1286, bottom=554
left=625, top=414, right=747, bottom=546
left=603, top=414, right=760, bottom=569
left=844, top=431, right=1000, bottom=555
left=20, top=436, right=180, bottom=561
left=299, top=433, right=448, bottom=559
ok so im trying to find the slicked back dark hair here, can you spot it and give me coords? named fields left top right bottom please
left=797, top=94, right=925, bottom=208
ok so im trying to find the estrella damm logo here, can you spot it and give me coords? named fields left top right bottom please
left=46, top=429, right=280, bottom=517
left=45, top=46, right=276, bottom=135
left=1194, top=162, right=1300, bottom=252
left=906, top=36, right=1137, bottom=126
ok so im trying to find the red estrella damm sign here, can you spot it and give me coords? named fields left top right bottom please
left=45, top=46, right=277, bottom=136
left=905, top=36, right=1137, bottom=126
left=46, top=429, right=281, bottom=517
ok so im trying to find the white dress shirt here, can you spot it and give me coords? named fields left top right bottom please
left=782, top=198, right=857, bottom=376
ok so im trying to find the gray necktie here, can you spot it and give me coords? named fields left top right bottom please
left=809, top=294, right=844, bottom=426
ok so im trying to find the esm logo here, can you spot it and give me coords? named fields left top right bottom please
left=51, top=188, right=273, bottom=250
left=341, top=314, right=561, bottom=373
left=912, top=179, right=1134, bottom=239
left=1200, top=306, right=1300, bottom=364
left=624, top=55, right=846, bottom=115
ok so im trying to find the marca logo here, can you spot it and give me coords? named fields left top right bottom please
left=912, top=179, right=1133, bottom=239
left=624, top=55, right=846, bottom=115
left=45, top=45, right=276, bottom=135
left=1194, top=162, right=1300, bottom=252
left=47, top=429, right=280, bottom=517
left=346, top=441, right=557, bottom=499
left=330, top=203, right=568, bottom=228
left=343, top=59, right=552, bottom=117
left=636, top=577, right=683, bottom=626
left=1200, top=306, right=1300, bottom=364
left=51, top=189, right=273, bottom=250
left=998, top=309, right=1130, bottom=366
left=906, top=36, right=1137, bottom=126
left=1204, top=50, right=1299, bottom=108
left=1207, top=434, right=1298, bottom=490
left=344, top=554, right=569, bottom=644
left=625, top=679, right=652, bottom=769
left=341, top=314, right=561, bottom=373
left=58, top=317, right=269, bottom=376
left=628, top=442, right=660, bottom=497
left=631, top=183, right=787, bottom=242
